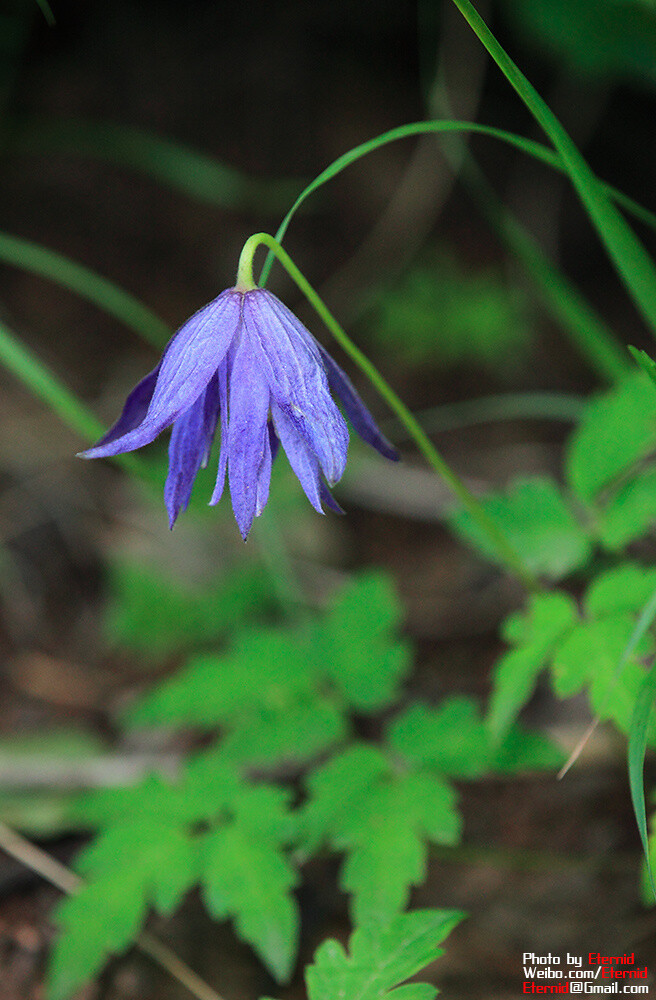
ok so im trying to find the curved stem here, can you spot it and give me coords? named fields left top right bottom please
left=244, top=232, right=540, bottom=591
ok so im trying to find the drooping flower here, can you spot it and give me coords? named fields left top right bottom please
left=80, top=286, right=399, bottom=538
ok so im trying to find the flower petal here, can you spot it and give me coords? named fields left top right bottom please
left=225, top=328, right=271, bottom=540
left=316, top=344, right=400, bottom=461
left=79, top=364, right=161, bottom=458
left=242, top=289, right=348, bottom=484
left=164, top=374, right=220, bottom=528
left=82, top=289, right=240, bottom=458
left=271, top=403, right=324, bottom=514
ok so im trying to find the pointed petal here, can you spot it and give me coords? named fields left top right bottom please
left=320, top=480, right=345, bottom=515
left=316, top=344, right=400, bottom=461
left=82, top=289, right=240, bottom=458
left=271, top=403, right=324, bottom=514
left=242, top=289, right=348, bottom=484
left=164, top=374, right=221, bottom=528
left=78, top=364, right=161, bottom=458
left=226, top=330, right=271, bottom=540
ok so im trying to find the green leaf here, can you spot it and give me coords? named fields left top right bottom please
left=553, top=615, right=653, bottom=732
left=388, top=697, right=563, bottom=776
left=47, top=873, right=146, bottom=1000
left=449, top=476, right=592, bottom=580
left=316, top=571, right=411, bottom=712
left=298, top=745, right=391, bottom=855
left=74, top=821, right=197, bottom=917
left=371, top=251, right=531, bottom=371
left=304, top=910, right=465, bottom=1000
left=386, top=698, right=490, bottom=778
left=125, top=626, right=316, bottom=727
left=339, top=772, right=460, bottom=924
left=565, top=375, right=656, bottom=503
left=201, top=822, right=299, bottom=982
left=597, top=467, right=656, bottom=549
left=299, top=746, right=460, bottom=923
left=584, top=563, right=656, bottom=618
left=488, top=592, right=577, bottom=739
left=106, top=560, right=274, bottom=659
left=219, top=699, right=348, bottom=768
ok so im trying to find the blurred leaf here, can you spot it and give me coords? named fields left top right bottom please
left=552, top=616, right=652, bottom=731
left=502, top=0, right=656, bottom=86
left=201, top=820, right=299, bottom=982
left=105, top=559, right=275, bottom=658
left=388, top=697, right=563, bottom=775
left=303, top=910, right=465, bottom=1000
left=597, top=467, right=656, bottom=549
left=449, top=476, right=592, bottom=580
left=585, top=563, right=656, bottom=617
left=370, top=251, right=531, bottom=371
left=7, top=118, right=305, bottom=214
left=298, top=745, right=460, bottom=923
left=48, top=873, right=146, bottom=1000
left=566, top=375, right=656, bottom=503
left=315, top=571, right=412, bottom=712
left=488, top=592, right=578, bottom=738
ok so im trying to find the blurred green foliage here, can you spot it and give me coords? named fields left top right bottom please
left=369, top=249, right=531, bottom=371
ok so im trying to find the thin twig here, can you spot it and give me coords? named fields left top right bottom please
left=0, top=821, right=224, bottom=1000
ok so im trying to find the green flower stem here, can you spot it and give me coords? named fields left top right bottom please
left=0, top=317, right=143, bottom=476
left=240, top=232, right=540, bottom=592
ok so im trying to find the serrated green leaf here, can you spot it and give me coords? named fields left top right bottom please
left=492, top=724, right=564, bottom=772
left=585, top=563, right=656, bottom=618
left=488, top=592, right=577, bottom=738
left=73, top=821, right=198, bottom=917
left=201, top=822, right=299, bottom=982
left=304, top=910, right=465, bottom=1000
left=449, top=476, right=592, bottom=580
left=297, top=745, right=391, bottom=855
left=124, top=626, right=316, bottom=728
left=338, top=772, right=460, bottom=923
left=105, top=559, right=274, bottom=657
left=220, top=699, right=348, bottom=768
left=301, top=749, right=460, bottom=924
left=553, top=615, right=654, bottom=733
left=565, top=375, right=656, bottom=503
left=386, top=698, right=490, bottom=778
left=48, top=873, right=146, bottom=1000
left=597, top=467, right=656, bottom=549
left=317, top=571, right=411, bottom=712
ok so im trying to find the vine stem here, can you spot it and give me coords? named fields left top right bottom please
left=0, top=821, right=224, bottom=1000
left=237, top=232, right=540, bottom=592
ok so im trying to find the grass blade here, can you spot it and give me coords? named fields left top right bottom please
left=450, top=0, right=656, bottom=337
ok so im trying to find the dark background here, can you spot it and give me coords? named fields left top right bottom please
left=1, top=0, right=656, bottom=996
